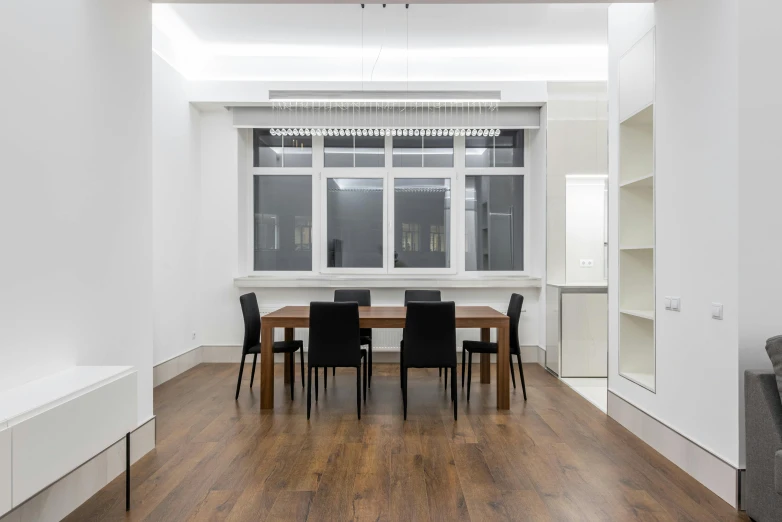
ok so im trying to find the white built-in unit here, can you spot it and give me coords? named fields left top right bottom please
left=618, top=29, right=656, bottom=392
left=0, top=366, right=137, bottom=516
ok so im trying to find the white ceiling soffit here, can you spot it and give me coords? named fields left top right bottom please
left=153, top=3, right=610, bottom=82
left=269, top=90, right=501, bottom=102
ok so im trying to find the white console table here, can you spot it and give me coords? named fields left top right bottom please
left=0, top=366, right=137, bottom=516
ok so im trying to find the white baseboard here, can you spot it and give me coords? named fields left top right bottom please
left=607, top=390, right=739, bottom=508
left=154, top=344, right=544, bottom=387
left=0, top=417, right=156, bottom=522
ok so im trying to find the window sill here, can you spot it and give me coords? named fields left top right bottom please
left=234, top=274, right=542, bottom=289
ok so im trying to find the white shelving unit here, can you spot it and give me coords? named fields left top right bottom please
left=618, top=30, right=656, bottom=392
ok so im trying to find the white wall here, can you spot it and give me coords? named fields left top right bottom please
left=736, top=0, right=781, bottom=468
left=565, top=178, right=607, bottom=283
left=153, top=55, right=202, bottom=365
left=0, top=0, right=153, bottom=422
left=608, top=0, right=741, bottom=474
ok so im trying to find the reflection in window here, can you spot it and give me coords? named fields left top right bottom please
left=465, top=175, right=524, bottom=271
left=392, top=136, right=454, bottom=168
left=253, top=129, right=312, bottom=168
left=430, top=225, right=446, bottom=253
left=394, top=178, right=451, bottom=268
left=401, top=223, right=420, bottom=252
left=465, top=130, right=524, bottom=168
left=253, top=175, right=312, bottom=271
left=326, top=178, right=384, bottom=268
left=294, top=216, right=311, bottom=251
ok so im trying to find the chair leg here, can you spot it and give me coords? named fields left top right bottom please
left=402, top=367, right=408, bottom=420
left=363, top=356, right=367, bottom=403
left=324, top=367, right=327, bottom=390
left=249, top=353, right=257, bottom=388
left=400, top=348, right=404, bottom=389
left=307, top=365, right=312, bottom=420
left=300, top=349, right=305, bottom=388
left=356, top=367, right=361, bottom=420
left=315, top=367, right=319, bottom=402
left=235, top=353, right=247, bottom=400
left=510, top=354, right=516, bottom=389
left=461, top=349, right=466, bottom=388
left=444, top=365, right=448, bottom=392
left=452, top=367, right=457, bottom=421
left=333, top=367, right=336, bottom=377
left=368, top=341, right=373, bottom=388
left=517, top=353, right=527, bottom=401
left=290, top=353, right=295, bottom=400
left=467, top=352, right=473, bottom=402
left=439, top=367, right=442, bottom=377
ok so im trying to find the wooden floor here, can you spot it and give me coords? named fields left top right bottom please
left=66, top=363, right=747, bottom=522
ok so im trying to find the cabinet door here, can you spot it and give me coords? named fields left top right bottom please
left=561, top=293, right=608, bottom=378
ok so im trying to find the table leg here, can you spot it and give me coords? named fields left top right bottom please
left=283, top=328, right=294, bottom=384
left=261, top=324, right=275, bottom=410
left=480, top=328, right=491, bottom=384
left=496, top=323, right=510, bottom=410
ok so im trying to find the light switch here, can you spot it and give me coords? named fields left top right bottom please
left=671, top=297, right=681, bottom=312
left=664, top=297, right=672, bottom=311
left=712, top=303, right=723, bottom=320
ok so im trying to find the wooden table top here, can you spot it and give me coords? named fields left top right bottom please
left=262, top=305, right=509, bottom=329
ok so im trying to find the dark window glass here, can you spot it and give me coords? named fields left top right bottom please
left=392, top=135, right=454, bottom=168
left=465, top=130, right=524, bottom=168
left=326, top=178, right=384, bottom=268
left=394, top=178, right=451, bottom=268
left=253, top=129, right=312, bottom=167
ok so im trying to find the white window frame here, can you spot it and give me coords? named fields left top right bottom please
left=461, top=131, right=531, bottom=276
left=245, top=131, right=530, bottom=278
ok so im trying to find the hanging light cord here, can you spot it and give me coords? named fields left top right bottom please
left=371, top=5, right=387, bottom=81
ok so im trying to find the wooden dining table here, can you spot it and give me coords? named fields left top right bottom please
left=259, top=305, right=511, bottom=411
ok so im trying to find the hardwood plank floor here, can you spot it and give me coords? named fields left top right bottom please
left=64, top=363, right=747, bottom=522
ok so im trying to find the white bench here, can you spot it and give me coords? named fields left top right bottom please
left=0, top=366, right=137, bottom=516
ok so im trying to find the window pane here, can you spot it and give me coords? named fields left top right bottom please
left=253, top=175, right=312, bottom=271
left=282, top=135, right=313, bottom=167
left=423, top=136, right=454, bottom=167
left=394, top=178, right=451, bottom=268
left=327, top=178, right=384, bottom=268
left=354, top=136, right=384, bottom=167
left=464, top=130, right=524, bottom=168
left=253, top=129, right=282, bottom=167
left=465, top=175, right=524, bottom=271
left=494, top=130, right=524, bottom=167
left=324, top=136, right=354, bottom=167
left=465, top=136, right=492, bottom=168
left=392, top=136, right=423, bottom=167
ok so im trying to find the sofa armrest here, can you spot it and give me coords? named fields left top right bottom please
left=776, top=450, right=782, bottom=495
left=745, top=371, right=782, bottom=520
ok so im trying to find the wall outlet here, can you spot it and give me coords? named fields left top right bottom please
left=580, top=259, right=594, bottom=268
left=711, top=303, right=723, bottom=320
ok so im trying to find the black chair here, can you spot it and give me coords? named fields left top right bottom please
left=307, top=302, right=367, bottom=420
left=333, top=289, right=373, bottom=388
left=401, top=290, right=446, bottom=387
left=401, top=301, right=458, bottom=420
left=462, top=293, right=527, bottom=402
left=237, top=293, right=304, bottom=401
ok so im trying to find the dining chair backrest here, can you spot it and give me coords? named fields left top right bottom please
left=508, top=293, right=524, bottom=354
left=334, top=289, right=372, bottom=338
left=239, top=293, right=261, bottom=353
left=404, top=289, right=441, bottom=305
left=308, top=302, right=362, bottom=367
left=403, top=301, right=456, bottom=368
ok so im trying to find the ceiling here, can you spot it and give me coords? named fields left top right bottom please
left=154, top=3, right=611, bottom=82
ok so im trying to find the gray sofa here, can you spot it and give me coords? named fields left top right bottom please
left=745, top=370, right=782, bottom=521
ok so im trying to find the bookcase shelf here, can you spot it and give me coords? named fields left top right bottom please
left=617, top=34, right=656, bottom=392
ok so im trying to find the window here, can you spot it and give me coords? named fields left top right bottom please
left=326, top=178, right=384, bottom=269
left=324, top=136, right=385, bottom=167
left=401, top=223, right=420, bottom=252
left=248, top=128, right=528, bottom=275
left=392, top=135, right=454, bottom=168
left=394, top=178, right=451, bottom=269
left=465, top=175, right=524, bottom=271
left=466, top=130, right=524, bottom=168
left=253, top=129, right=312, bottom=168
left=253, top=175, right=312, bottom=271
